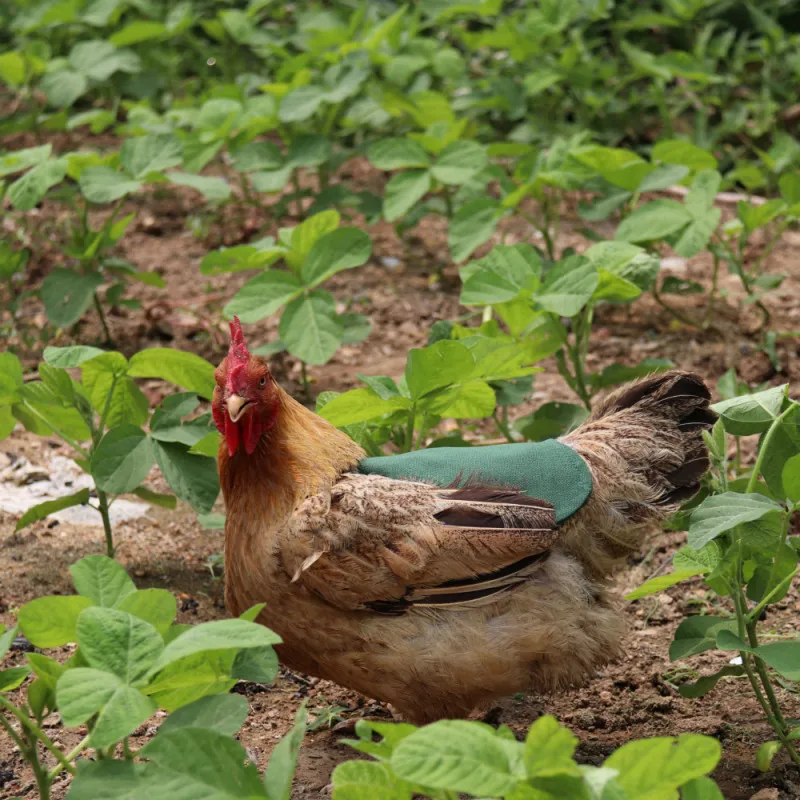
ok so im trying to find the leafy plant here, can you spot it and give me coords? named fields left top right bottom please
left=333, top=714, right=724, bottom=799
left=628, top=384, right=800, bottom=770
left=0, top=346, right=220, bottom=556
left=0, top=554, right=305, bottom=800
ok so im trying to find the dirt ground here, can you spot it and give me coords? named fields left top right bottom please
left=2, top=153, right=800, bottom=799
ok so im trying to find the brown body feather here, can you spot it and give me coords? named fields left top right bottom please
left=220, top=371, right=713, bottom=723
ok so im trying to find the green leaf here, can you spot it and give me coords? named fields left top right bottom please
left=152, top=440, right=219, bottom=514
left=460, top=244, right=541, bottom=306
left=301, top=227, right=372, bottom=288
left=232, top=141, right=283, bottom=172
left=584, top=241, right=659, bottom=291
left=114, top=589, right=176, bottom=638
left=318, top=388, right=411, bottom=427
left=168, top=172, right=230, bottom=203
left=0, top=144, right=52, bottom=177
left=517, top=402, right=588, bottom=442
left=8, top=158, right=66, bottom=211
left=711, top=385, right=787, bottom=435
left=783, top=453, right=800, bottom=504
left=15, top=489, right=91, bottom=532
left=431, top=141, right=488, bottom=185
left=141, top=728, right=267, bottom=798
left=573, top=145, right=650, bottom=191
left=589, top=359, right=673, bottom=391
left=91, top=685, right=156, bottom=748
left=121, top=134, right=183, bottom=179
left=285, top=135, right=331, bottom=169
left=685, top=170, right=722, bottom=215
left=128, top=349, right=215, bottom=399
left=109, top=20, right=166, bottom=46
left=0, top=625, right=16, bottom=661
left=80, top=166, right=142, bottom=203
left=279, top=292, right=344, bottom=366
left=625, top=570, right=704, bottom=601
left=688, top=492, right=782, bottom=549
left=653, top=140, right=717, bottom=172
left=749, top=641, right=800, bottom=681
left=41, top=69, right=88, bottom=108
left=405, top=340, right=473, bottom=400
left=43, top=345, right=104, bottom=368
left=78, top=607, right=164, bottom=685
left=92, top=425, right=155, bottom=495
left=756, top=741, right=782, bottom=773
left=673, top=541, right=723, bottom=573
left=285, top=211, right=340, bottom=271
left=448, top=198, right=502, bottom=263
left=0, top=51, right=26, bottom=88
left=672, top=208, right=721, bottom=258
left=263, top=703, right=307, bottom=800
left=592, top=269, right=641, bottom=303
left=0, top=666, right=30, bottom=691
left=536, top=256, right=598, bottom=317
left=669, top=616, right=738, bottom=660
left=40, top=268, right=103, bottom=328
left=158, top=694, right=248, bottom=737
left=367, top=138, right=431, bottom=170
left=18, top=595, right=93, bottom=647
left=384, top=169, right=431, bottom=222
left=332, top=760, right=411, bottom=800
left=69, top=40, right=140, bottom=81
left=225, top=270, right=303, bottom=324
left=57, top=667, right=122, bottom=726
left=70, top=555, right=137, bottom=607
left=604, top=734, right=721, bottom=798
left=279, top=85, right=326, bottom=122
left=615, top=199, right=692, bottom=243
left=678, top=665, right=746, bottom=699
left=150, top=619, right=281, bottom=674
left=391, top=720, right=519, bottom=796
left=523, top=715, right=580, bottom=777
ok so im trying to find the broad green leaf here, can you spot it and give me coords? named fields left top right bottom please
left=604, top=734, right=721, bottom=798
left=91, top=685, right=156, bottom=748
left=92, top=425, right=155, bottom=495
left=434, top=380, right=496, bottom=419
left=756, top=741, right=782, bottom=773
left=0, top=625, right=16, bottom=661
left=152, top=440, right=219, bottom=514
left=685, top=170, right=722, bottom=215
left=523, top=715, right=580, bottom=777
left=448, top=198, right=502, bottom=263
left=40, top=268, right=103, bottom=328
left=15, top=489, right=91, bottom=532
left=318, top=388, right=411, bottom=427
left=225, top=271, right=304, bottom=324
left=188, top=432, right=221, bottom=458
left=279, top=85, right=325, bottom=122
left=573, top=145, right=651, bottom=191
left=231, top=645, right=278, bottom=683
left=78, top=607, right=164, bottom=685
left=43, top=345, right=104, bottom=368
left=285, top=210, right=340, bottom=271
left=231, top=141, right=283, bottom=172
left=168, top=172, right=230, bottom=202
left=669, top=616, right=738, bottom=660
left=460, top=244, right=541, bottom=306
left=672, top=208, right=721, bottom=258
left=653, top=140, right=717, bottom=172
left=59, top=760, right=153, bottom=799
left=41, top=69, right=88, bottom=107
left=128, top=349, right=215, bottom=399
left=302, top=227, right=372, bottom=287
left=121, top=134, right=183, bottom=179
left=615, top=199, right=692, bottom=243
left=783, top=453, right=800, bottom=504
left=117, top=589, right=177, bottom=637
left=57, top=667, right=122, bottom=726
left=405, top=340, right=474, bottom=399
left=384, top=169, right=431, bottom=222
left=80, top=166, right=141, bottom=203
left=711, top=385, right=787, bottom=435
left=625, top=570, right=704, bottom=601
left=18, top=595, right=93, bottom=647
left=536, top=256, right=598, bottom=317
left=279, top=292, right=344, bottom=366
left=150, top=619, right=281, bottom=674
left=159, top=694, right=248, bottom=737
left=332, top=760, right=411, bottom=800
left=0, top=666, right=30, bottom=691
left=367, top=138, right=430, bottom=170
left=637, top=164, right=689, bottom=192
left=0, top=51, right=27, bottom=88
left=391, top=720, right=519, bottom=795
left=70, top=555, right=137, bottom=607
left=678, top=665, right=745, bottom=699
left=263, top=704, right=307, bottom=800
left=0, top=144, right=52, bottom=177
left=431, top=140, right=488, bottom=185
left=285, top=135, right=332, bottom=169
left=109, top=20, right=166, bottom=46
left=688, top=492, right=782, bottom=549
left=142, top=727, right=267, bottom=797
left=8, top=158, right=67, bottom=210
left=673, top=541, right=723, bottom=573
left=69, top=40, right=140, bottom=81
left=593, top=269, right=641, bottom=303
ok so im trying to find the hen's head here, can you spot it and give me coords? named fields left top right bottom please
left=212, top=318, right=280, bottom=456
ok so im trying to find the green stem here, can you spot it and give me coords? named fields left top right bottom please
left=292, top=170, right=303, bottom=219
left=494, top=408, right=516, bottom=444
left=47, top=735, right=90, bottom=781
left=96, top=489, right=115, bottom=558
left=93, top=293, right=113, bottom=346
left=746, top=403, right=796, bottom=493
left=751, top=220, right=790, bottom=278
left=404, top=407, right=416, bottom=453
left=748, top=565, right=800, bottom=624
left=652, top=284, right=700, bottom=329
left=442, top=184, right=454, bottom=219
left=300, top=362, right=310, bottom=402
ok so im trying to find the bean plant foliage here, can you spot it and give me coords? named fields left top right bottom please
left=628, top=385, right=800, bottom=770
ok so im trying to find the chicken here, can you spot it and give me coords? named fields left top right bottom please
left=213, top=318, right=714, bottom=723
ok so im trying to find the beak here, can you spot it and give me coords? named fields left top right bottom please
left=226, top=394, right=251, bottom=423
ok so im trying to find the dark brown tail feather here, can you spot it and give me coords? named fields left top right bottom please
left=591, top=370, right=715, bottom=506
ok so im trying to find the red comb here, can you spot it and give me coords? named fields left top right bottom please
left=228, top=317, right=249, bottom=366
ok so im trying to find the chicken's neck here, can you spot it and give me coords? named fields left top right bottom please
left=218, top=385, right=365, bottom=525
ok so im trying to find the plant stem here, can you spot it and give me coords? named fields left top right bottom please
left=404, top=407, right=416, bottom=453
left=47, top=735, right=90, bottom=781
left=493, top=408, right=516, bottom=443
left=292, top=170, right=303, bottom=219
left=746, top=403, right=796, bottom=493
left=442, top=184, right=454, bottom=219
left=93, top=293, right=113, bottom=346
left=96, top=488, right=115, bottom=558
left=704, top=250, right=720, bottom=329
left=652, top=284, right=700, bottom=328
left=300, top=361, right=310, bottom=402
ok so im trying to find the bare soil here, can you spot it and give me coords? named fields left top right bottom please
left=2, top=154, right=800, bottom=799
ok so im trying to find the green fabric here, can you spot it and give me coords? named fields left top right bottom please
left=358, top=439, right=592, bottom=524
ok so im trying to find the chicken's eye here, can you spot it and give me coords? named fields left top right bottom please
left=259, top=376, right=267, bottom=387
